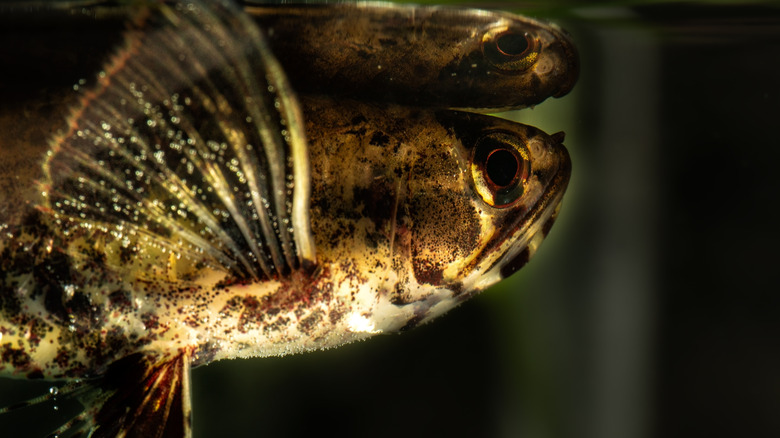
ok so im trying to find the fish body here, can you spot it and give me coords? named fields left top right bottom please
left=0, top=94, right=569, bottom=374
left=0, top=1, right=575, bottom=436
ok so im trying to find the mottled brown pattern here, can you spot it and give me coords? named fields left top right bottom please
left=409, top=191, right=481, bottom=286
left=1, top=344, right=32, bottom=370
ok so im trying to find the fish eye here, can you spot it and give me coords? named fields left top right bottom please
left=471, top=131, right=531, bottom=208
left=482, top=28, right=541, bottom=73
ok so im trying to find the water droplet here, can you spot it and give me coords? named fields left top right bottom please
left=49, top=386, right=59, bottom=395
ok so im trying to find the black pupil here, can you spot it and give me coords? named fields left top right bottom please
left=496, top=33, right=529, bottom=56
left=486, top=149, right=518, bottom=187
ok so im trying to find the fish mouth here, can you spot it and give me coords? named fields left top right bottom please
left=496, top=174, right=567, bottom=280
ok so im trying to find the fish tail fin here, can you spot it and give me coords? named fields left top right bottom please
left=1, top=351, right=193, bottom=438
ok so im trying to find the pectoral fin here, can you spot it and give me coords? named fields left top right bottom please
left=88, top=352, right=192, bottom=438
left=41, top=0, right=316, bottom=286
left=0, top=352, right=192, bottom=438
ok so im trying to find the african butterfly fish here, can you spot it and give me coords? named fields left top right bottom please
left=0, top=1, right=577, bottom=436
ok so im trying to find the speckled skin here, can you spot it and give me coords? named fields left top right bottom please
left=249, top=3, right=579, bottom=111
left=0, top=1, right=573, bottom=435
left=0, top=93, right=569, bottom=379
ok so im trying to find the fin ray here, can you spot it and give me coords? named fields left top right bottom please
left=42, top=0, right=316, bottom=284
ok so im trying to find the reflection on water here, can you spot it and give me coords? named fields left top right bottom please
left=2, top=2, right=780, bottom=438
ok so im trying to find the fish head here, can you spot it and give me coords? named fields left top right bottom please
left=250, top=4, right=578, bottom=112
left=303, top=98, right=571, bottom=334
left=480, top=15, right=579, bottom=99
left=389, top=110, right=570, bottom=324
left=437, top=11, right=580, bottom=111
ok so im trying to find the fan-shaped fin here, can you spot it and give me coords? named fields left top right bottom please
left=42, top=0, right=315, bottom=283
left=89, top=352, right=191, bottom=438
left=0, top=352, right=192, bottom=438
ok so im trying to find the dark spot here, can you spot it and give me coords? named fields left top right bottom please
left=141, top=313, right=160, bottom=330
left=1, top=344, right=32, bottom=370
left=390, top=295, right=406, bottom=305
left=328, top=308, right=345, bottom=325
left=390, top=281, right=412, bottom=305
left=413, top=259, right=444, bottom=286
left=352, top=180, right=395, bottom=229
left=26, top=369, right=44, bottom=379
left=237, top=296, right=263, bottom=333
left=365, top=231, right=387, bottom=250
left=542, top=215, right=557, bottom=237
left=500, top=248, right=531, bottom=279
left=62, top=290, right=102, bottom=333
left=108, top=289, right=133, bottom=311
left=118, top=244, right=135, bottom=265
left=369, top=131, right=390, bottom=148
left=399, top=314, right=424, bottom=332
left=26, top=318, right=50, bottom=348
left=0, top=280, right=22, bottom=321
left=262, top=316, right=290, bottom=335
left=378, top=38, right=398, bottom=47
left=298, top=310, right=323, bottom=335
left=218, top=296, right=242, bottom=316
left=350, top=115, right=367, bottom=125
left=54, top=348, right=71, bottom=370
left=449, top=282, right=465, bottom=297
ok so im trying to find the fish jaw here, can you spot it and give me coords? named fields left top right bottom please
left=462, top=175, right=568, bottom=295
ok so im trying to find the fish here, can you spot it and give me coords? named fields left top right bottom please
left=0, top=1, right=573, bottom=436
left=248, top=2, right=579, bottom=111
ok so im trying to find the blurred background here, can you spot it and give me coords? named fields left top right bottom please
left=2, top=1, right=780, bottom=437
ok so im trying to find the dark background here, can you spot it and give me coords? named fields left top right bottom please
left=2, top=2, right=780, bottom=438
